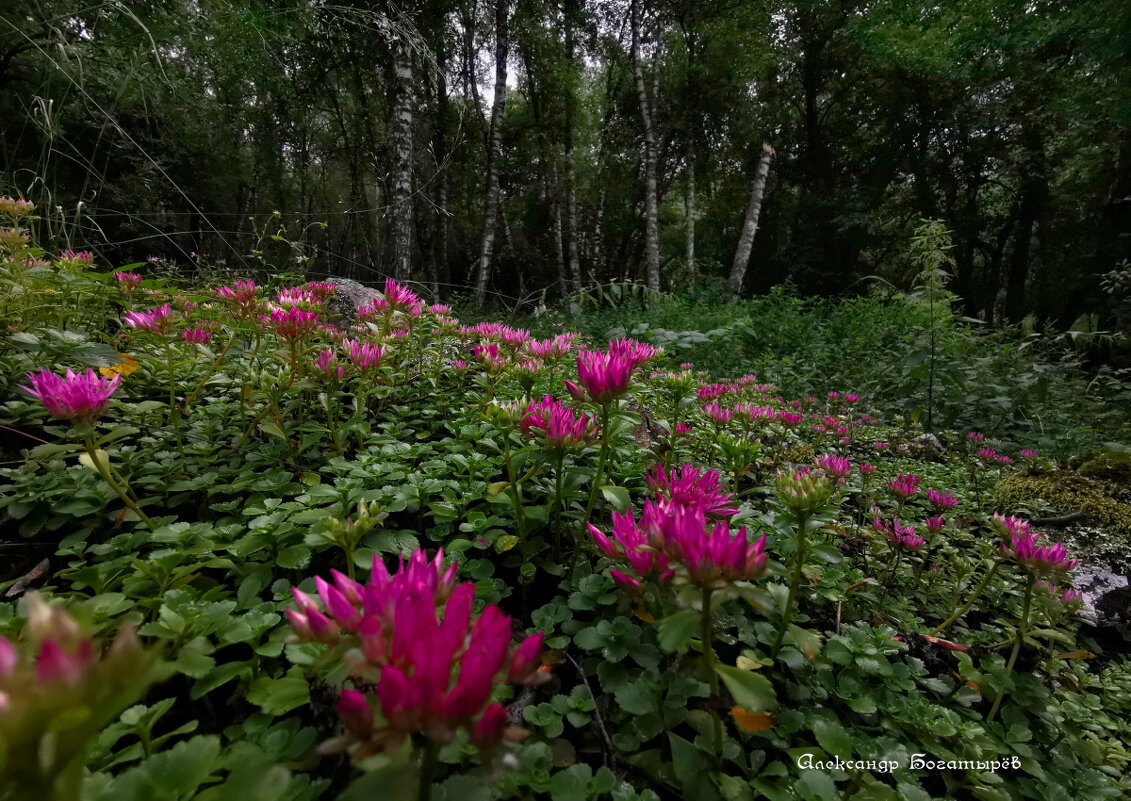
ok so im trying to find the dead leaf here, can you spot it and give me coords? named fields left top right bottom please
left=730, top=707, right=775, bottom=732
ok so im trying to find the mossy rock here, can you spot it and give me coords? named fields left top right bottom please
left=1076, top=449, right=1131, bottom=483
left=994, top=469, right=1131, bottom=541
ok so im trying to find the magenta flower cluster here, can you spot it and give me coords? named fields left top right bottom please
left=287, top=549, right=546, bottom=757
left=993, top=514, right=1078, bottom=578
left=520, top=395, right=596, bottom=449
left=21, top=368, right=121, bottom=424
left=591, top=462, right=765, bottom=590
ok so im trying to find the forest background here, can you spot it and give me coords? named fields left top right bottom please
left=2, top=0, right=1130, bottom=327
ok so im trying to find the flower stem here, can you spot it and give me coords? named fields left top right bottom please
left=771, top=511, right=808, bottom=660
left=504, top=433, right=527, bottom=570
left=581, top=403, right=612, bottom=518
left=550, top=450, right=566, bottom=561
left=701, top=586, right=722, bottom=765
left=85, top=437, right=157, bottom=531
left=931, top=561, right=1000, bottom=636
left=876, top=549, right=903, bottom=610
left=417, top=737, right=438, bottom=801
left=576, top=402, right=611, bottom=570
left=986, top=573, right=1035, bottom=722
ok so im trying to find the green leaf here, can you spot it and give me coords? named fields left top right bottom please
left=258, top=421, right=288, bottom=440
left=714, top=665, right=777, bottom=713
left=812, top=716, right=853, bottom=759
left=495, top=534, right=519, bottom=553
left=247, top=667, right=309, bottom=716
left=656, top=609, right=700, bottom=653
left=276, top=544, right=312, bottom=570
left=598, top=485, right=630, bottom=511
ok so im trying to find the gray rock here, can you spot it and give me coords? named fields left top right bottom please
left=1073, top=564, right=1130, bottom=625
left=324, top=277, right=382, bottom=329
left=907, top=433, right=944, bottom=457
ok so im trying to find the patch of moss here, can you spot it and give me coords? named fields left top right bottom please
left=1076, top=449, right=1131, bottom=483
left=994, top=470, right=1131, bottom=540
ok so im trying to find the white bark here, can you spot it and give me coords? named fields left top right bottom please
left=473, top=0, right=509, bottom=307
left=390, top=37, right=415, bottom=282
left=727, top=143, right=775, bottom=300
left=631, top=0, right=661, bottom=293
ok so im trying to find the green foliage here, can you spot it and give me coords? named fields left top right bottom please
left=0, top=232, right=1128, bottom=800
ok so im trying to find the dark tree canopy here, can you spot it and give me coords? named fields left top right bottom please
left=2, top=0, right=1129, bottom=322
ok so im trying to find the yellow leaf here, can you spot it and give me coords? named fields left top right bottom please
left=99, top=353, right=139, bottom=378
left=735, top=656, right=762, bottom=672
left=1058, top=650, right=1095, bottom=660
left=78, top=449, right=110, bottom=473
left=634, top=602, right=657, bottom=623
left=730, top=707, right=775, bottom=732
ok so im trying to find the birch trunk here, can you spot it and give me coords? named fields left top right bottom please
left=726, top=143, right=774, bottom=300
left=685, top=147, right=695, bottom=270
left=390, top=37, right=414, bottom=282
left=564, top=4, right=583, bottom=292
left=473, top=0, right=509, bottom=308
left=631, top=0, right=661, bottom=293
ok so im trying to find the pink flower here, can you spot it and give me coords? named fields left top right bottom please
left=181, top=328, right=212, bottom=345
left=608, top=337, right=659, bottom=367
left=777, top=411, right=803, bottom=427
left=926, top=489, right=959, bottom=510
left=859, top=463, right=876, bottom=475
left=21, top=368, right=121, bottom=424
left=925, top=514, right=945, bottom=533
left=36, top=638, right=95, bottom=684
left=1021, top=450, right=1039, bottom=458
left=968, top=432, right=986, bottom=443
left=977, top=447, right=997, bottom=461
left=874, top=517, right=924, bottom=550
left=887, top=473, right=921, bottom=499
left=0, top=637, right=18, bottom=677
left=817, top=453, right=853, bottom=481
left=521, top=396, right=595, bottom=448
left=589, top=506, right=672, bottom=580
left=344, top=339, right=387, bottom=371
left=844, top=393, right=860, bottom=403
left=382, top=278, right=424, bottom=316
left=576, top=350, right=634, bottom=403
left=115, top=271, right=143, bottom=291
left=261, top=305, right=320, bottom=342
left=473, top=342, right=507, bottom=371
left=995, top=454, right=1011, bottom=464
left=275, top=287, right=321, bottom=308
left=644, top=501, right=768, bottom=587
left=993, top=514, right=1077, bottom=578
left=306, top=282, right=338, bottom=301
left=646, top=463, right=738, bottom=518
left=316, top=348, right=345, bottom=379
left=874, top=442, right=889, bottom=450
left=292, top=549, right=544, bottom=757
left=697, top=384, right=729, bottom=402
left=124, top=303, right=175, bottom=335
left=828, top=391, right=840, bottom=400
left=702, top=402, right=733, bottom=426
left=1060, top=587, right=1083, bottom=606
left=215, top=279, right=258, bottom=316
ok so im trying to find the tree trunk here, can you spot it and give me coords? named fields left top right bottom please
left=631, top=0, right=661, bottom=292
left=726, top=143, right=775, bottom=299
left=433, top=39, right=450, bottom=299
left=389, top=36, right=415, bottom=282
left=1005, top=125, right=1047, bottom=324
left=685, top=144, right=695, bottom=271
left=563, top=3, right=582, bottom=293
left=473, top=0, right=509, bottom=308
